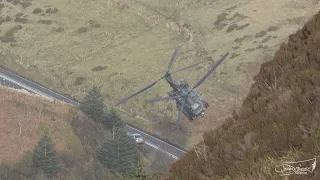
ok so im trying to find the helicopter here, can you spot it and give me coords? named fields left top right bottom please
left=115, top=47, right=229, bottom=128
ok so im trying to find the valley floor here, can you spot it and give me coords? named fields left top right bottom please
left=0, top=0, right=319, bottom=150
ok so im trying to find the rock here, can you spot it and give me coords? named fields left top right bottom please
left=231, top=143, right=246, bottom=160
left=243, top=132, right=258, bottom=150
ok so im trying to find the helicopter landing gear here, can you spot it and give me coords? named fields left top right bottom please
left=184, top=112, right=193, bottom=121
left=202, top=100, right=209, bottom=108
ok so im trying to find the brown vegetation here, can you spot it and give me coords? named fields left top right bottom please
left=165, top=10, right=320, bottom=180
left=0, top=87, right=120, bottom=179
left=0, top=87, right=77, bottom=164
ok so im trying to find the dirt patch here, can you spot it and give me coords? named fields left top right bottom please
left=230, top=53, right=240, bottom=59
left=45, top=7, right=58, bottom=14
left=74, top=76, right=86, bottom=86
left=88, top=20, right=101, bottom=28
left=261, top=35, right=272, bottom=43
left=267, top=25, right=279, bottom=32
left=0, top=25, right=22, bottom=43
left=227, top=23, right=250, bottom=32
left=244, top=47, right=255, bottom=52
left=167, top=10, right=320, bottom=180
left=14, top=13, right=28, bottom=23
left=214, top=12, right=228, bottom=29
left=0, top=15, right=12, bottom=25
left=215, top=11, right=248, bottom=32
left=256, top=44, right=268, bottom=50
left=227, top=12, right=247, bottom=22
left=32, top=8, right=42, bottom=14
left=255, top=30, right=266, bottom=38
left=91, top=65, right=107, bottom=71
left=6, top=0, right=32, bottom=8
left=37, top=19, right=52, bottom=25
left=233, top=35, right=250, bottom=43
left=76, top=26, right=89, bottom=33
left=232, top=45, right=240, bottom=50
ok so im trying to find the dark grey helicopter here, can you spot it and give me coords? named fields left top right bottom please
left=115, top=47, right=229, bottom=128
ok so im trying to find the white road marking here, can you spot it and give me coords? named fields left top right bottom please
left=0, top=68, right=76, bottom=103
left=0, top=73, right=55, bottom=99
left=145, top=141, right=179, bottom=160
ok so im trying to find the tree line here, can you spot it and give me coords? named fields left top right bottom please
left=79, top=85, right=152, bottom=179
left=30, top=85, right=153, bottom=179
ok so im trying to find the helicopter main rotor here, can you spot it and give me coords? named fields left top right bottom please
left=115, top=47, right=229, bottom=129
left=115, top=47, right=200, bottom=106
left=147, top=52, right=229, bottom=103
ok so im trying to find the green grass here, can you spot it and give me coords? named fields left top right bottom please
left=1, top=0, right=312, bottom=150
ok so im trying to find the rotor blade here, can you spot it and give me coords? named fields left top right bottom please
left=170, top=62, right=202, bottom=75
left=175, top=100, right=186, bottom=127
left=167, top=47, right=179, bottom=74
left=115, top=78, right=162, bottom=106
left=192, top=52, right=229, bottom=89
left=147, top=95, right=180, bottom=104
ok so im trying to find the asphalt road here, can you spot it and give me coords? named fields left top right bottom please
left=0, top=76, right=30, bottom=91
left=0, top=66, right=186, bottom=165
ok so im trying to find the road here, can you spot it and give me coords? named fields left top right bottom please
left=0, top=66, right=186, bottom=168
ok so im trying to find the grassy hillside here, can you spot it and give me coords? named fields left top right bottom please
left=0, top=87, right=120, bottom=179
left=165, top=10, right=320, bottom=180
left=1, top=0, right=319, bottom=149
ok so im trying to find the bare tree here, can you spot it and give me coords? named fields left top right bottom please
left=112, top=125, right=116, bottom=139
left=37, top=103, right=44, bottom=122
left=16, top=105, right=31, bottom=136
left=193, top=142, right=208, bottom=162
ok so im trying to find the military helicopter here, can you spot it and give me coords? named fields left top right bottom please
left=115, top=47, right=229, bottom=128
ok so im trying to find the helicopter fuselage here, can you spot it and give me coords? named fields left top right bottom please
left=164, top=74, right=180, bottom=91
left=165, top=75, right=209, bottom=121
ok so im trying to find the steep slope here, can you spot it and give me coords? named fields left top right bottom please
left=0, top=87, right=118, bottom=179
left=166, top=10, right=320, bottom=180
left=1, top=0, right=320, bottom=150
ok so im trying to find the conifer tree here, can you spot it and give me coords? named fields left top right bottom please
left=104, top=108, right=123, bottom=130
left=80, top=85, right=105, bottom=122
left=33, top=135, right=58, bottom=179
left=129, top=162, right=148, bottom=180
left=97, top=127, right=140, bottom=178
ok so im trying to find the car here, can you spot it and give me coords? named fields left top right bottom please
left=127, top=133, right=145, bottom=144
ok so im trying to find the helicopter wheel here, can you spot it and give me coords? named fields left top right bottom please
left=202, top=100, right=209, bottom=108
left=184, top=113, right=193, bottom=121
left=188, top=116, right=194, bottom=121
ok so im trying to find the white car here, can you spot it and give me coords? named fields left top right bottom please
left=127, top=133, right=145, bottom=144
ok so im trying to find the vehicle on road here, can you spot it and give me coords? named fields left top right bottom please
left=127, top=133, right=145, bottom=144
